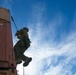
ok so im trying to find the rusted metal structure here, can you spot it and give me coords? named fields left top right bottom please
left=0, top=7, right=17, bottom=75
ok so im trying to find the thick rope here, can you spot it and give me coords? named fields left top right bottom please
left=11, top=16, right=18, bottom=31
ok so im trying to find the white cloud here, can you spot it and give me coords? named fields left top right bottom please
left=74, top=73, right=76, bottom=75
left=16, top=4, right=76, bottom=75
left=17, top=18, right=76, bottom=75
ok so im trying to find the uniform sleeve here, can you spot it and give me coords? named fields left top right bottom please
left=15, top=29, right=22, bottom=36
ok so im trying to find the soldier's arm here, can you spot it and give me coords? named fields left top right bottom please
left=15, top=30, right=21, bottom=36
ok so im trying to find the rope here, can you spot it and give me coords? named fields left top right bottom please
left=11, top=16, right=18, bottom=31
left=23, top=66, right=25, bottom=75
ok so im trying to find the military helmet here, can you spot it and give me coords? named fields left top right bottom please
left=23, top=27, right=29, bottom=32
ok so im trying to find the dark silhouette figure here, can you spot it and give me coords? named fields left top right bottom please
left=14, top=27, right=32, bottom=67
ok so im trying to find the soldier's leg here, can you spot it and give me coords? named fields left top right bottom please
left=20, top=53, right=32, bottom=67
left=14, top=48, right=22, bottom=65
left=14, top=46, right=29, bottom=66
left=14, top=40, right=23, bottom=65
left=14, top=38, right=32, bottom=66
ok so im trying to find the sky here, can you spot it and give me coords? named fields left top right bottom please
left=0, top=0, right=76, bottom=75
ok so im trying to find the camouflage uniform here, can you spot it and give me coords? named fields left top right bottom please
left=14, top=27, right=32, bottom=67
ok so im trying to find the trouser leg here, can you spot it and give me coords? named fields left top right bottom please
left=20, top=53, right=29, bottom=61
left=14, top=41, right=23, bottom=65
left=14, top=48, right=22, bottom=65
left=20, top=53, right=32, bottom=67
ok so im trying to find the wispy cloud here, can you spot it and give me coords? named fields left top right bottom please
left=17, top=4, right=76, bottom=75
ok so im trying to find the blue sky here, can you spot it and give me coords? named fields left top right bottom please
left=0, top=0, right=76, bottom=75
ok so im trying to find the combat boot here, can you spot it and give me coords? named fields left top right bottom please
left=23, top=57, right=32, bottom=67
